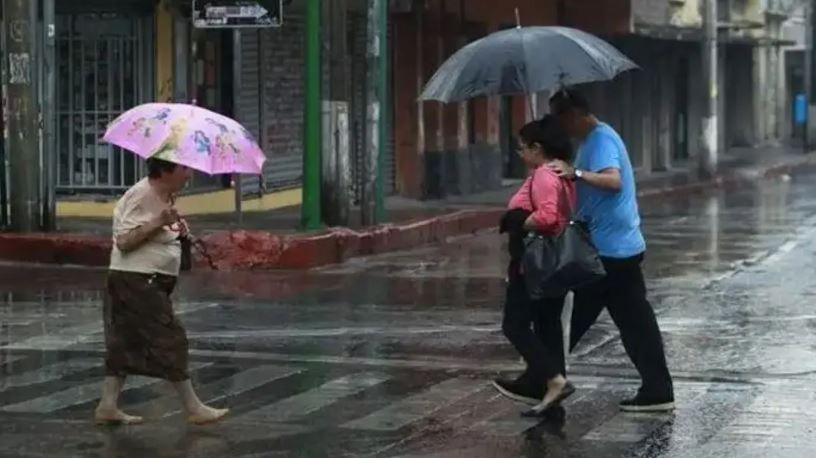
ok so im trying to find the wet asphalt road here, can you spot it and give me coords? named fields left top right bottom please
left=2, top=172, right=816, bottom=457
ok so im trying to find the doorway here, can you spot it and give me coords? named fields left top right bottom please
left=55, top=12, right=153, bottom=193
left=674, top=57, right=689, bottom=161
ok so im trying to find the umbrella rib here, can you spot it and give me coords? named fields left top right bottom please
left=516, top=27, right=536, bottom=118
left=549, top=27, right=637, bottom=79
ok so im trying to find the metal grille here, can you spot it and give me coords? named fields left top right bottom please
left=350, top=13, right=367, bottom=203
left=238, top=29, right=264, bottom=195
left=55, top=13, right=152, bottom=193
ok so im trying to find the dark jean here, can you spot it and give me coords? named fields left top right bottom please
left=571, top=253, right=674, bottom=399
left=502, top=273, right=567, bottom=384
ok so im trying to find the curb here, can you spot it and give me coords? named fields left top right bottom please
left=0, top=233, right=111, bottom=267
left=194, top=209, right=504, bottom=270
left=0, top=209, right=504, bottom=271
left=0, top=156, right=812, bottom=271
left=636, top=155, right=816, bottom=199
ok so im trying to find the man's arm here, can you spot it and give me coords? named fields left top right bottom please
left=550, top=132, right=624, bottom=192
left=572, top=166, right=622, bottom=192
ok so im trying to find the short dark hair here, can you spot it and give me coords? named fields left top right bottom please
left=146, top=158, right=178, bottom=179
left=549, top=88, right=591, bottom=116
left=519, top=114, right=573, bottom=162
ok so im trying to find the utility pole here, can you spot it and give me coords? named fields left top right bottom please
left=362, top=0, right=387, bottom=226
left=321, top=0, right=351, bottom=227
left=808, top=0, right=816, bottom=146
left=3, top=0, right=41, bottom=232
left=42, top=0, right=57, bottom=230
left=700, top=0, right=718, bottom=177
left=233, top=29, right=243, bottom=225
left=375, top=0, right=388, bottom=223
left=303, top=0, right=322, bottom=230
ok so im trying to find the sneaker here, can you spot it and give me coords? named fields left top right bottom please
left=619, top=394, right=675, bottom=412
left=491, top=376, right=544, bottom=406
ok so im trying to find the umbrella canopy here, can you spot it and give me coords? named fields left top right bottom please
left=420, top=26, right=638, bottom=103
left=103, top=103, right=266, bottom=175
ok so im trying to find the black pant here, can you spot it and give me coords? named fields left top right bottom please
left=571, top=254, right=673, bottom=399
left=502, top=274, right=566, bottom=384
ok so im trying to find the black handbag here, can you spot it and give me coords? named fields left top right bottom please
left=521, top=174, right=606, bottom=300
left=179, top=236, right=192, bottom=272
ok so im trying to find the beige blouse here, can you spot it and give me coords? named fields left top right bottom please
left=109, top=178, right=181, bottom=276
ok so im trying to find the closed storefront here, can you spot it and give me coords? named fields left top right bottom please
left=235, top=17, right=305, bottom=193
left=235, top=9, right=396, bottom=199
left=55, top=1, right=155, bottom=194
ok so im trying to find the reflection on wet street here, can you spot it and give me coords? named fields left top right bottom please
left=3, top=173, right=816, bottom=457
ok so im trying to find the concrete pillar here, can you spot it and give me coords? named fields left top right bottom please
left=700, top=0, right=719, bottom=177
left=156, top=0, right=174, bottom=102
left=393, top=13, right=422, bottom=198
left=767, top=42, right=779, bottom=141
left=717, top=44, right=727, bottom=153
left=753, top=46, right=767, bottom=142
left=420, top=1, right=445, bottom=199
left=3, top=0, right=41, bottom=232
left=657, top=55, right=673, bottom=170
left=321, top=0, right=351, bottom=226
left=773, top=21, right=786, bottom=143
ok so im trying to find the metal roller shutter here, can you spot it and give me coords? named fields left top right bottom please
left=237, top=30, right=264, bottom=195
left=350, top=14, right=367, bottom=203
left=383, top=16, right=395, bottom=194
left=259, top=21, right=304, bottom=191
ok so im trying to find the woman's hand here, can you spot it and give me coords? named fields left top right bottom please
left=156, top=208, right=180, bottom=227
left=176, top=218, right=191, bottom=239
left=523, top=214, right=537, bottom=231
left=548, top=160, right=576, bottom=180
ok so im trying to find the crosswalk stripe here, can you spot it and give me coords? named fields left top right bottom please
left=0, top=355, right=25, bottom=369
left=0, top=362, right=211, bottom=414
left=469, top=378, right=602, bottom=437
left=132, top=365, right=301, bottom=418
left=240, top=372, right=390, bottom=422
left=0, top=359, right=98, bottom=392
left=581, top=382, right=710, bottom=443
left=582, top=411, right=673, bottom=442
left=685, top=385, right=816, bottom=456
left=1, top=302, right=220, bottom=351
left=0, top=319, right=36, bottom=327
left=343, top=378, right=484, bottom=432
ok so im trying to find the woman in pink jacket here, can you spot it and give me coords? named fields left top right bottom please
left=493, top=115, right=576, bottom=416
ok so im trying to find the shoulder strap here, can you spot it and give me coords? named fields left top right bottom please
left=556, top=178, right=575, bottom=221
left=526, top=173, right=536, bottom=211
left=528, top=168, right=574, bottom=220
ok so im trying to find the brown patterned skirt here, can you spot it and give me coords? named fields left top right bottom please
left=103, top=270, right=189, bottom=382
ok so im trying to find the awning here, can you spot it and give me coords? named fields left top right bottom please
left=631, top=23, right=795, bottom=46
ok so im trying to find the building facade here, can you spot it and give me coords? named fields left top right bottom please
left=1, top=0, right=805, bottom=224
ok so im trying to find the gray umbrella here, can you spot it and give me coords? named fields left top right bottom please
left=419, top=26, right=638, bottom=103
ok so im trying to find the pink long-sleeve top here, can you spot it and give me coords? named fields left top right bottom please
left=507, top=166, right=576, bottom=236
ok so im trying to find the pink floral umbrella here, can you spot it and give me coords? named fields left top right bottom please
left=102, top=103, right=266, bottom=175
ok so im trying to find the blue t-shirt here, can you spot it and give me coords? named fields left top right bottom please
left=574, top=123, right=646, bottom=259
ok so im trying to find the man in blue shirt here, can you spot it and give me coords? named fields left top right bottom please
left=548, top=89, right=674, bottom=412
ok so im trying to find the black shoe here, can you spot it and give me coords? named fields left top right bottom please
left=619, top=393, right=675, bottom=412
left=491, top=377, right=544, bottom=406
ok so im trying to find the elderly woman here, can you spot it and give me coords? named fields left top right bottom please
left=94, top=158, right=228, bottom=426
left=493, top=115, right=576, bottom=415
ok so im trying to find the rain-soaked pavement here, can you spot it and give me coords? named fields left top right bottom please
left=3, top=172, right=816, bottom=457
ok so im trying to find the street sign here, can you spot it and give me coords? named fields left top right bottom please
left=192, top=0, right=283, bottom=29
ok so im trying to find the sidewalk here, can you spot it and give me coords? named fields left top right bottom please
left=1, top=146, right=814, bottom=270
